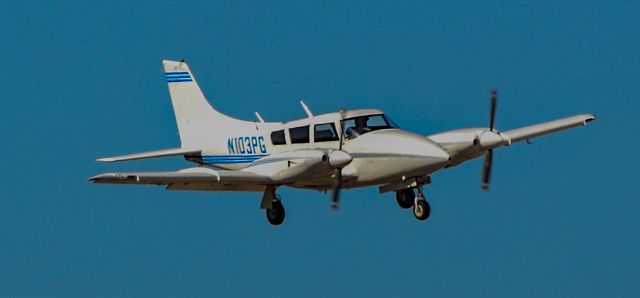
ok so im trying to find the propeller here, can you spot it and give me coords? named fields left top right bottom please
left=489, top=89, right=497, bottom=131
left=331, top=169, right=342, bottom=210
left=481, top=148, right=493, bottom=191
left=329, top=149, right=352, bottom=209
left=331, top=110, right=348, bottom=210
left=481, top=90, right=498, bottom=191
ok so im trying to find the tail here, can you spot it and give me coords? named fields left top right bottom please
left=163, top=60, right=257, bottom=149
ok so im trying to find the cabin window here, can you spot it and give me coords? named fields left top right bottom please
left=289, top=126, right=310, bottom=144
left=314, top=123, right=339, bottom=142
left=270, top=130, right=286, bottom=145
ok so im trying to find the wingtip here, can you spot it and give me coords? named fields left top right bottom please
left=88, top=173, right=138, bottom=183
left=96, top=158, right=115, bottom=163
left=88, top=174, right=102, bottom=182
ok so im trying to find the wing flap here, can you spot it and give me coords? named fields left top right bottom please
left=504, top=114, right=596, bottom=143
left=97, top=148, right=201, bottom=163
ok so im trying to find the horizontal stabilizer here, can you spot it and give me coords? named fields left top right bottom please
left=97, top=148, right=201, bottom=163
left=504, top=114, right=596, bottom=143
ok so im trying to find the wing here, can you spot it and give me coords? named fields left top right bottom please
left=91, top=149, right=348, bottom=192
left=89, top=167, right=272, bottom=192
left=503, top=114, right=595, bottom=143
left=427, top=114, right=596, bottom=168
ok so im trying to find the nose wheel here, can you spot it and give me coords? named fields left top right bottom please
left=413, top=196, right=431, bottom=220
left=266, top=196, right=285, bottom=225
left=399, top=178, right=431, bottom=221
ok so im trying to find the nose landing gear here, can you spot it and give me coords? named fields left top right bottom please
left=412, top=182, right=431, bottom=220
left=394, top=178, right=431, bottom=221
left=413, top=196, right=431, bottom=220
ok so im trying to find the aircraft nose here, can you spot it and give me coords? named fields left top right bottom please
left=343, top=129, right=450, bottom=170
left=421, top=139, right=450, bottom=164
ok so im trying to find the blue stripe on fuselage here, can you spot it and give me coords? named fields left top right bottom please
left=201, top=154, right=267, bottom=164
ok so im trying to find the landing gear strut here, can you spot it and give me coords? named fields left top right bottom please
left=266, top=195, right=285, bottom=225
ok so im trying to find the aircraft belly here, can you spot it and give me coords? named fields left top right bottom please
left=348, top=156, right=446, bottom=186
left=289, top=178, right=335, bottom=190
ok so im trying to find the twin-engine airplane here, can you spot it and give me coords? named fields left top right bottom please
left=90, top=60, right=596, bottom=225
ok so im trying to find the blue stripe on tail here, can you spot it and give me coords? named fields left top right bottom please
left=166, top=72, right=192, bottom=83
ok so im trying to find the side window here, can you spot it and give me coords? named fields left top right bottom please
left=289, top=126, right=310, bottom=144
left=270, top=130, right=286, bottom=145
left=314, top=123, right=339, bottom=142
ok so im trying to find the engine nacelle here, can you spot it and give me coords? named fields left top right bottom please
left=427, top=128, right=509, bottom=168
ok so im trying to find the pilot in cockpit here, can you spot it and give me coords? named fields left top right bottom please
left=354, top=116, right=372, bottom=134
left=345, top=114, right=397, bottom=138
left=345, top=116, right=372, bottom=138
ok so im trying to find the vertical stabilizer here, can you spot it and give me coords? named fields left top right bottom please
left=163, top=60, right=256, bottom=149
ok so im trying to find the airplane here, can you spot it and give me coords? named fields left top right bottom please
left=90, top=60, right=596, bottom=225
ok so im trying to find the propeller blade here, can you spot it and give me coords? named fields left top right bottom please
left=330, top=109, right=347, bottom=210
left=338, top=111, right=346, bottom=151
left=489, top=90, right=497, bottom=131
left=331, top=169, right=342, bottom=210
left=481, top=149, right=493, bottom=191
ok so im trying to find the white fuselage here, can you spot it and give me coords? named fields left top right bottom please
left=191, top=109, right=450, bottom=190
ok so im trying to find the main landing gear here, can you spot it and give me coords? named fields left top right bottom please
left=395, top=181, right=431, bottom=221
left=262, top=186, right=285, bottom=226
left=396, top=189, right=415, bottom=209
left=265, top=195, right=285, bottom=225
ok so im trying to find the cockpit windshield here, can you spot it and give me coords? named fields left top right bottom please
left=343, top=114, right=398, bottom=138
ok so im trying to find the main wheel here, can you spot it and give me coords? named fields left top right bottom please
left=396, top=189, right=415, bottom=209
left=413, top=198, right=431, bottom=221
left=266, top=200, right=285, bottom=225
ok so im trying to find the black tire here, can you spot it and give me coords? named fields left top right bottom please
left=413, top=199, right=431, bottom=221
left=266, top=200, right=285, bottom=225
left=396, top=189, right=415, bottom=209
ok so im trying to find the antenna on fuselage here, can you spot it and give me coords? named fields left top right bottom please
left=254, top=112, right=265, bottom=123
left=300, top=100, right=314, bottom=118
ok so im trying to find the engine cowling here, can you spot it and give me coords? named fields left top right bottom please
left=427, top=128, right=509, bottom=168
left=476, top=130, right=510, bottom=149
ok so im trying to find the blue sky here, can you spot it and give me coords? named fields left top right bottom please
left=1, top=1, right=638, bottom=297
